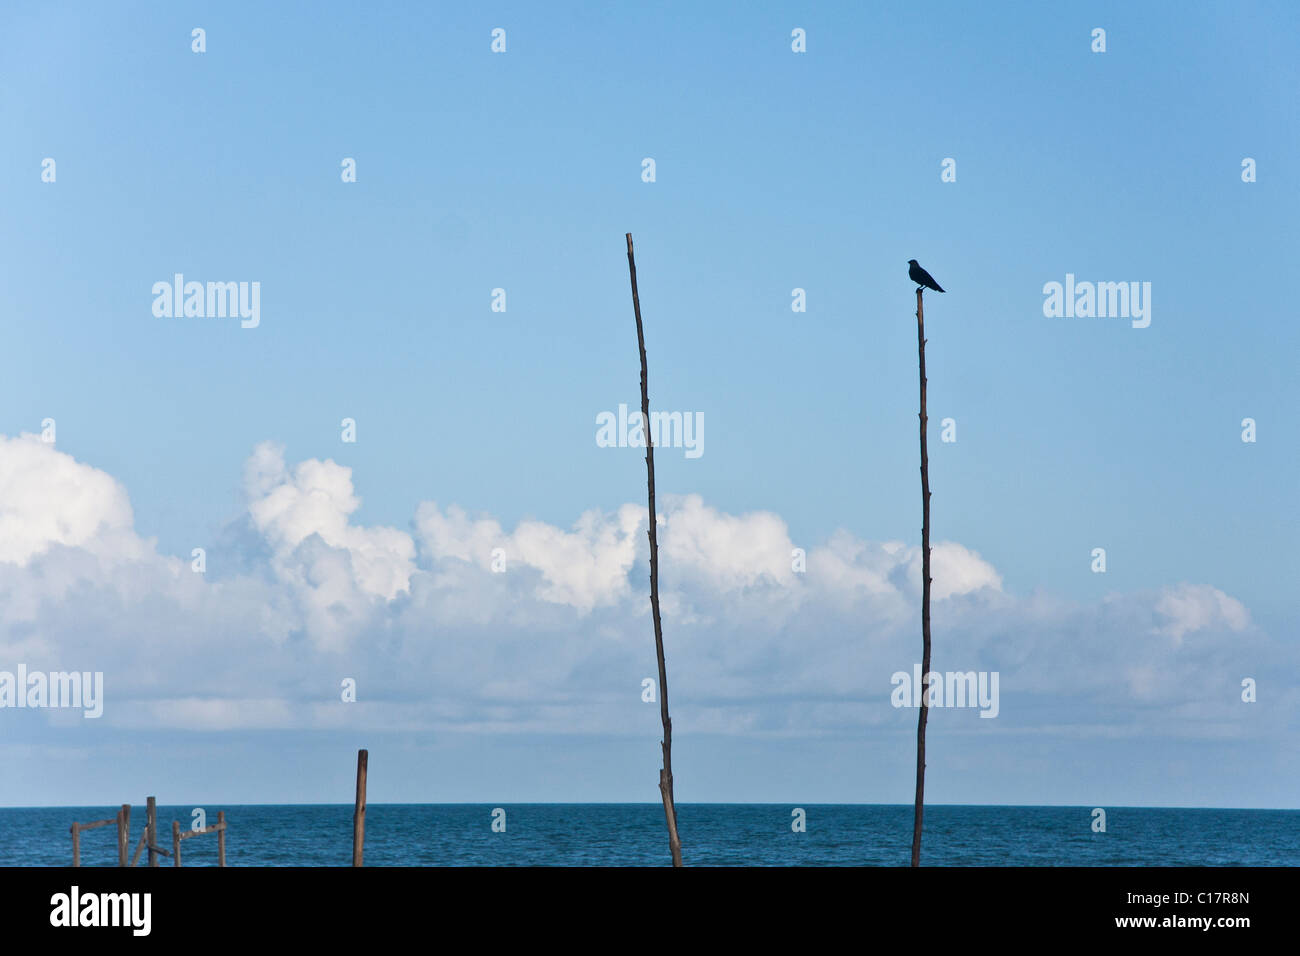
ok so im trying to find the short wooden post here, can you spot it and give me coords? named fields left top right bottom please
left=217, top=811, right=226, bottom=867
left=352, top=749, right=368, bottom=867
left=146, top=797, right=158, bottom=867
left=71, top=822, right=80, bottom=867
left=172, top=820, right=181, bottom=867
left=118, top=804, right=130, bottom=866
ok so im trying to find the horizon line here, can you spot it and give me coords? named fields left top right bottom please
left=4, top=801, right=1296, bottom=812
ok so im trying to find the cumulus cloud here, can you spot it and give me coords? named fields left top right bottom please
left=0, top=433, right=148, bottom=566
left=239, top=442, right=416, bottom=649
left=0, top=434, right=1281, bottom=739
left=922, top=542, right=1004, bottom=600
left=659, top=495, right=797, bottom=592
left=1154, top=583, right=1250, bottom=641
left=245, top=441, right=415, bottom=601
left=415, top=499, right=642, bottom=612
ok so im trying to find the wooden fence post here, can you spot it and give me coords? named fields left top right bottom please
left=217, top=811, right=226, bottom=867
left=71, top=823, right=80, bottom=867
left=146, top=797, right=158, bottom=868
left=118, top=804, right=130, bottom=866
left=352, top=749, right=368, bottom=867
left=172, top=820, right=181, bottom=867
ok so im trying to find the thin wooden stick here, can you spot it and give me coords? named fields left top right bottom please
left=73, top=817, right=116, bottom=831
left=179, top=820, right=227, bottom=840
left=71, top=823, right=79, bottom=867
left=217, top=810, right=226, bottom=867
left=911, top=286, right=934, bottom=867
left=130, top=830, right=148, bottom=868
left=353, top=749, right=368, bottom=867
left=172, top=820, right=181, bottom=867
left=625, top=232, right=683, bottom=867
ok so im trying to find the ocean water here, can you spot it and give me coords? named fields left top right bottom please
left=2, top=804, right=1295, bottom=867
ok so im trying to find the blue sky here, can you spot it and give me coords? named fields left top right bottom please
left=0, top=1, right=1297, bottom=810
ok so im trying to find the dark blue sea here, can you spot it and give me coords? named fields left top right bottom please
left=2, top=805, right=1295, bottom=866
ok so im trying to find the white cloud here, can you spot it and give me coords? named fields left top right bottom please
left=659, top=494, right=796, bottom=591
left=0, top=434, right=148, bottom=566
left=245, top=441, right=415, bottom=602
left=1154, top=583, right=1250, bottom=641
left=0, top=435, right=1280, bottom=739
left=415, top=500, right=642, bottom=612
left=923, top=542, right=1004, bottom=600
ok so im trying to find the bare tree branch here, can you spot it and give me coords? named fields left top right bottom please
left=911, top=286, right=934, bottom=867
left=625, top=232, right=682, bottom=867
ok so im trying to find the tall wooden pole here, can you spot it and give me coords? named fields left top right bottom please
left=70, top=823, right=80, bottom=867
left=352, top=749, right=368, bottom=866
left=911, top=286, right=934, bottom=866
left=217, top=810, right=226, bottom=867
left=172, top=820, right=181, bottom=867
left=625, top=233, right=682, bottom=867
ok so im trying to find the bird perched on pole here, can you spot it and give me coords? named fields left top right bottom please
left=908, top=260, right=945, bottom=293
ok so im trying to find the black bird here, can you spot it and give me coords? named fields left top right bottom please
left=908, top=259, right=945, bottom=293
